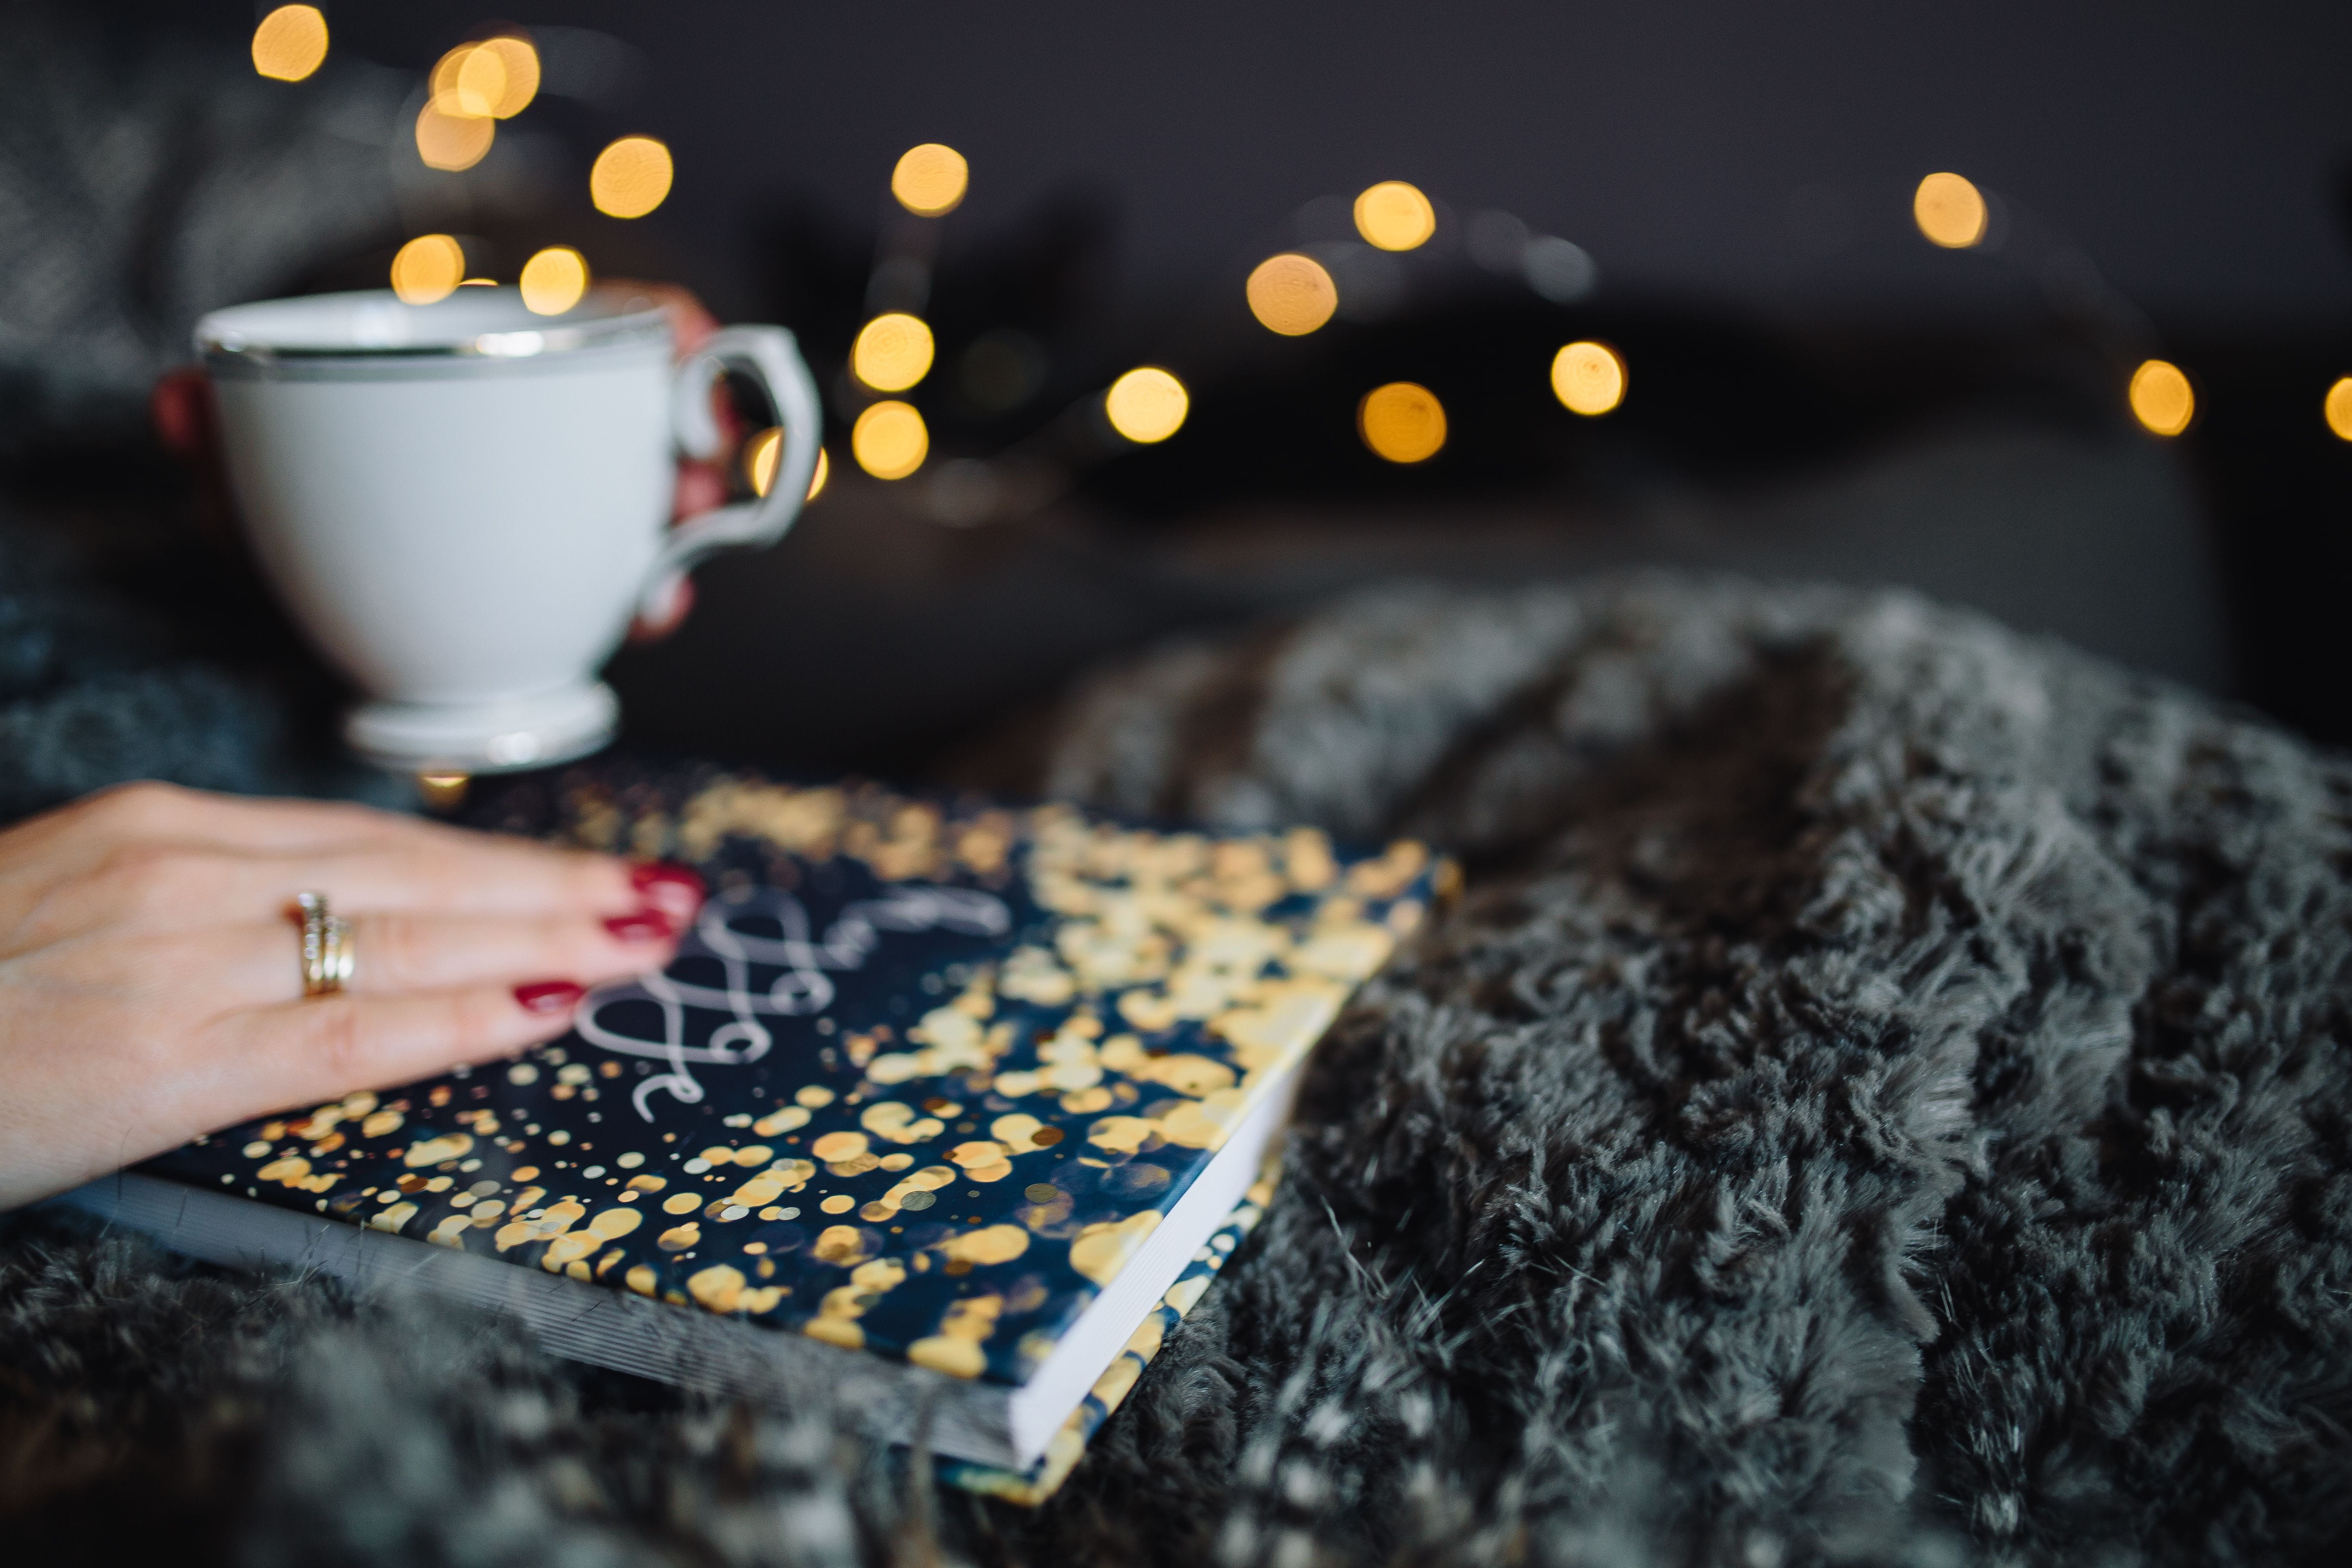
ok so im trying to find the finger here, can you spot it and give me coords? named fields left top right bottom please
left=30, top=781, right=445, bottom=857
left=207, top=909, right=676, bottom=1002
left=672, top=457, right=728, bottom=522
left=245, top=839, right=641, bottom=922
left=628, top=573, right=695, bottom=643
left=208, top=983, right=586, bottom=1118
left=26, top=832, right=649, bottom=940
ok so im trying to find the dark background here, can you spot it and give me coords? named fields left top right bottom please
left=90, top=2, right=2352, bottom=763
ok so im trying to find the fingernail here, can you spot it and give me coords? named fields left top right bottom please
left=515, top=980, right=585, bottom=1015
left=604, top=911, right=675, bottom=944
left=631, top=862, right=706, bottom=919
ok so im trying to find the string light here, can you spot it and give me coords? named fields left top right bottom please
left=746, top=433, right=830, bottom=501
left=1104, top=368, right=1189, bottom=444
left=389, top=235, right=466, bottom=304
left=251, top=6, right=328, bottom=82
left=591, top=137, right=674, bottom=219
left=1354, top=181, right=1436, bottom=251
left=892, top=144, right=970, bottom=216
left=415, top=100, right=494, bottom=171
left=2325, top=377, right=2352, bottom=442
left=1551, top=341, right=1626, bottom=416
left=2129, top=359, right=2195, bottom=436
left=853, top=401, right=928, bottom=480
left=1358, top=383, right=1446, bottom=463
left=1246, top=253, right=1338, bottom=336
left=519, top=246, right=589, bottom=315
left=852, top=314, right=936, bottom=392
left=1914, top=173, right=1988, bottom=249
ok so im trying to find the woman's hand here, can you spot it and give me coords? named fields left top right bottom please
left=0, top=782, right=702, bottom=1210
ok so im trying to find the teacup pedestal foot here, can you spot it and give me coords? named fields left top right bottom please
left=344, top=682, right=619, bottom=775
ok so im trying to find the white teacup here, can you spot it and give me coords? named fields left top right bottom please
left=196, top=287, right=821, bottom=774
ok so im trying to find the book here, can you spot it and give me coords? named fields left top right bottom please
left=51, top=771, right=1444, bottom=1501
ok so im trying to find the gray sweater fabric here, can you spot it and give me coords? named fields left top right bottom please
left=4, top=575, right=2347, bottom=1566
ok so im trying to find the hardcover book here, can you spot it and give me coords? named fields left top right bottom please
left=55, top=770, right=1443, bottom=1501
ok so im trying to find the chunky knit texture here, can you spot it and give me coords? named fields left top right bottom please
left=4, top=576, right=2349, bottom=1566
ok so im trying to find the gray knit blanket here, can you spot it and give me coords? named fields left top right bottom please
left=4, top=576, right=2349, bottom=1567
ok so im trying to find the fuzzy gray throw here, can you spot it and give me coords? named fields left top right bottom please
left=5, top=577, right=2349, bottom=1567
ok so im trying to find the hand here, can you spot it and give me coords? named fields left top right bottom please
left=0, top=782, right=704, bottom=1210
left=150, top=281, right=735, bottom=643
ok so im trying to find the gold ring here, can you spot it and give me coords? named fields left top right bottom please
left=296, top=891, right=353, bottom=996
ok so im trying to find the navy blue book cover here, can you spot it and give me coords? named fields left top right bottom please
left=147, top=770, right=1443, bottom=1393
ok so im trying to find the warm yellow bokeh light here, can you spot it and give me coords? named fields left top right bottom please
left=1246, top=253, right=1339, bottom=336
left=1551, top=341, right=1627, bottom=416
left=746, top=427, right=782, bottom=496
left=2325, top=377, right=2352, bottom=442
left=746, top=433, right=832, bottom=501
left=485, top=38, right=541, bottom=116
left=252, top=6, right=328, bottom=82
left=853, top=401, right=928, bottom=480
left=852, top=313, right=936, bottom=392
left=416, top=100, right=494, bottom=171
left=892, top=144, right=969, bottom=216
left=1359, top=382, right=1447, bottom=463
left=431, top=38, right=539, bottom=119
left=1354, top=181, right=1437, bottom=252
left=519, top=246, right=589, bottom=315
left=389, top=234, right=466, bottom=305
left=591, top=137, right=674, bottom=219
left=2129, top=359, right=2196, bottom=437
left=1914, top=172, right=1988, bottom=249
left=1105, top=367, right=1189, bottom=444
left=453, top=47, right=503, bottom=118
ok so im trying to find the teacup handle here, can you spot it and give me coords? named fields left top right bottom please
left=639, top=324, right=824, bottom=622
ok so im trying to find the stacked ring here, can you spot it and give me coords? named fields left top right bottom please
left=296, top=891, right=354, bottom=996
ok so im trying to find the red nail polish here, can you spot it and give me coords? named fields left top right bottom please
left=630, top=862, right=706, bottom=921
left=605, top=910, right=676, bottom=943
left=514, top=980, right=585, bottom=1015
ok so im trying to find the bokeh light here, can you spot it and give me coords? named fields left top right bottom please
left=852, top=313, right=936, bottom=392
left=2129, top=359, right=2195, bottom=436
left=1104, top=367, right=1189, bottom=444
left=519, top=246, right=589, bottom=315
left=435, top=43, right=500, bottom=117
left=1914, top=172, right=1988, bottom=249
left=416, top=772, right=470, bottom=811
left=892, top=144, right=969, bottom=216
left=432, top=36, right=540, bottom=119
left=591, top=137, right=674, bottom=219
left=2325, top=377, right=2352, bottom=442
left=747, top=427, right=781, bottom=496
left=747, top=433, right=831, bottom=501
left=1246, top=253, right=1339, bottom=336
left=251, top=6, right=328, bottom=82
left=415, top=100, right=494, bottom=171
left=482, top=37, right=541, bottom=116
left=1358, top=382, right=1447, bottom=463
left=1354, top=181, right=1436, bottom=251
left=853, top=401, right=928, bottom=480
left=1551, top=341, right=1627, bottom=416
left=389, top=234, right=466, bottom=305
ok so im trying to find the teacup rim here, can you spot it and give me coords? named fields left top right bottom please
left=196, top=285, right=672, bottom=367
